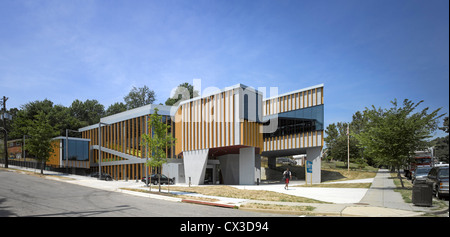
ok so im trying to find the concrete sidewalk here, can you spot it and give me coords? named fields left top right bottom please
left=6, top=166, right=448, bottom=217
left=359, top=169, right=430, bottom=212
left=231, top=169, right=447, bottom=216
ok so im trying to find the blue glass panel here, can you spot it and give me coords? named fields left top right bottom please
left=262, top=105, right=324, bottom=139
left=61, top=139, right=89, bottom=161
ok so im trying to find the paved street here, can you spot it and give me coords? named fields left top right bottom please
left=2, top=166, right=447, bottom=217
left=0, top=169, right=289, bottom=217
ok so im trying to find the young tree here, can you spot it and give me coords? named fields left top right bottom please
left=141, top=108, right=176, bottom=191
left=25, top=112, right=58, bottom=174
left=356, top=99, right=445, bottom=187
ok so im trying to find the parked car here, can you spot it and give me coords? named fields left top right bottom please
left=141, top=174, right=174, bottom=185
left=412, top=166, right=432, bottom=184
left=277, top=157, right=296, bottom=166
left=90, top=172, right=113, bottom=181
left=426, top=166, right=449, bottom=199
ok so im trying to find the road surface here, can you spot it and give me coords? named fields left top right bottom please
left=0, top=169, right=290, bottom=217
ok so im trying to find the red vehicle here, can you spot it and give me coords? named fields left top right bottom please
left=405, top=150, right=433, bottom=180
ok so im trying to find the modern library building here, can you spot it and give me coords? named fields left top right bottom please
left=47, top=83, right=324, bottom=185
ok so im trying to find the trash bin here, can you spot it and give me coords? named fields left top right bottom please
left=412, top=182, right=433, bottom=207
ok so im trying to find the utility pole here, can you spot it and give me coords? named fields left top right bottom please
left=347, top=123, right=350, bottom=172
left=2, top=96, right=9, bottom=168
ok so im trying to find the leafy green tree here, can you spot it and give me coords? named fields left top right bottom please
left=324, top=123, right=341, bottom=161
left=11, top=100, right=54, bottom=138
left=124, top=86, right=156, bottom=109
left=70, top=99, right=105, bottom=126
left=440, top=116, right=449, bottom=133
left=324, top=122, right=361, bottom=167
left=165, top=82, right=199, bottom=106
left=432, top=116, right=449, bottom=163
left=49, top=104, right=83, bottom=136
left=12, top=99, right=82, bottom=138
left=433, top=136, right=449, bottom=163
left=356, top=99, right=445, bottom=187
left=25, top=112, right=58, bottom=174
left=141, top=108, right=176, bottom=191
left=106, top=102, right=127, bottom=116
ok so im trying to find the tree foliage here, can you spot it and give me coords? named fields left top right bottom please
left=324, top=99, right=446, bottom=178
left=324, top=122, right=361, bottom=165
left=25, top=112, right=58, bottom=174
left=141, top=108, right=176, bottom=190
left=106, top=102, right=127, bottom=116
left=432, top=116, right=449, bottom=163
left=124, top=85, right=156, bottom=109
left=324, top=111, right=372, bottom=167
left=9, top=86, right=160, bottom=141
left=11, top=99, right=83, bottom=138
left=69, top=99, right=105, bottom=126
left=165, top=82, right=199, bottom=106
left=141, top=108, right=176, bottom=168
left=440, top=116, right=449, bottom=133
left=356, top=99, right=444, bottom=167
left=355, top=99, right=444, bottom=187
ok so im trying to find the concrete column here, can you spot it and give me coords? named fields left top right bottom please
left=306, top=147, right=322, bottom=183
left=183, top=149, right=209, bottom=185
left=239, top=147, right=255, bottom=185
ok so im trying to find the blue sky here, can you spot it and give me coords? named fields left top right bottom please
left=1, top=0, right=448, bottom=137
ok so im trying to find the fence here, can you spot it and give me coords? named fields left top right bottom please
left=0, top=158, right=91, bottom=175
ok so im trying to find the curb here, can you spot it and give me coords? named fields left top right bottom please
left=238, top=207, right=331, bottom=216
left=118, top=189, right=182, bottom=202
left=181, top=199, right=237, bottom=209
left=424, top=207, right=449, bottom=215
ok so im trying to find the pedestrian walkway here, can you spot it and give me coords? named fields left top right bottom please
left=359, top=169, right=427, bottom=212
left=6, top=166, right=447, bottom=216
left=232, top=182, right=369, bottom=204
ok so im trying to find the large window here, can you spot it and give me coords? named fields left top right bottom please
left=62, top=139, right=89, bottom=161
left=263, top=105, right=324, bottom=139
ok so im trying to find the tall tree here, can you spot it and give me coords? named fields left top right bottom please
left=124, top=85, right=156, bottom=109
left=12, top=99, right=82, bottom=137
left=433, top=136, right=449, bottom=163
left=25, top=112, right=58, bottom=174
left=165, top=82, right=199, bottom=106
left=324, top=122, right=362, bottom=167
left=440, top=116, right=449, bottom=133
left=106, top=102, right=127, bottom=116
left=356, top=99, right=444, bottom=187
left=141, top=108, right=176, bottom=191
left=70, top=99, right=105, bottom=125
left=433, top=116, right=449, bottom=163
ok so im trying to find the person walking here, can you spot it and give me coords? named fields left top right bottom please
left=283, top=168, right=292, bottom=190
